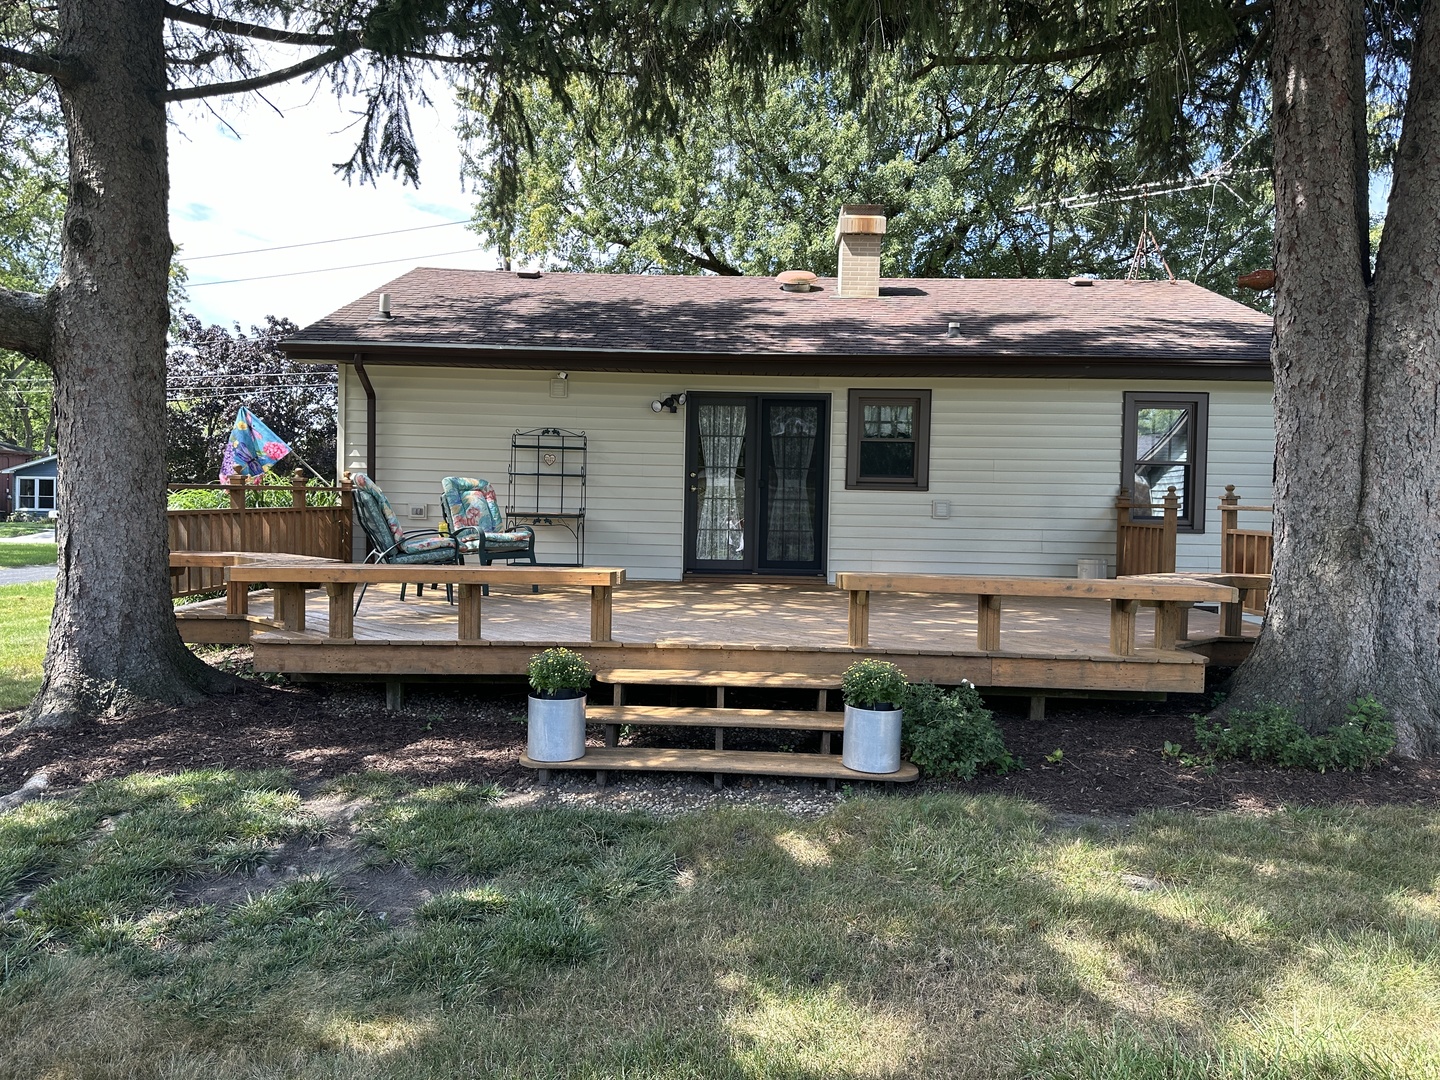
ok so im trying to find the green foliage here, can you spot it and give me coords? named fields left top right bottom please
left=166, top=465, right=340, bottom=509
left=841, top=658, right=908, bottom=709
left=465, top=61, right=1274, bottom=307
left=166, top=315, right=337, bottom=484
left=1191, top=697, right=1396, bottom=771
left=900, top=681, right=1016, bottom=780
left=526, top=647, right=593, bottom=697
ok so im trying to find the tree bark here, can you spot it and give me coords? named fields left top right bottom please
left=1226, top=0, right=1440, bottom=755
left=24, top=0, right=230, bottom=728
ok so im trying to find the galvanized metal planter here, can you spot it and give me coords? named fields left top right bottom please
left=526, top=693, right=587, bottom=761
left=841, top=704, right=903, bottom=774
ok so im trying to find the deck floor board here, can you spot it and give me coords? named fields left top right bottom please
left=181, top=580, right=1254, bottom=653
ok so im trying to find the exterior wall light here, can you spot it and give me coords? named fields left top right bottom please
left=650, top=392, right=686, bottom=413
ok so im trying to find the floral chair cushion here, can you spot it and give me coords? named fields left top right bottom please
left=455, top=530, right=532, bottom=555
left=441, top=476, right=503, bottom=534
left=352, top=472, right=406, bottom=547
left=351, top=472, right=458, bottom=565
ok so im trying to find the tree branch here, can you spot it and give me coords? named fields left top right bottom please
left=0, top=42, right=85, bottom=83
left=162, top=4, right=344, bottom=47
left=0, top=286, right=54, bottom=365
left=166, top=40, right=360, bottom=101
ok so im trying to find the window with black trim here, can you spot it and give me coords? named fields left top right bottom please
left=846, top=389, right=931, bottom=490
left=1121, top=392, right=1208, bottom=532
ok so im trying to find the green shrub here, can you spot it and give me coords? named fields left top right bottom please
left=1192, top=695, right=1395, bottom=771
left=901, top=681, right=1017, bottom=779
left=841, top=658, right=907, bottom=709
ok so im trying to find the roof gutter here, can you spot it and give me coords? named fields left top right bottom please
left=282, top=341, right=1273, bottom=381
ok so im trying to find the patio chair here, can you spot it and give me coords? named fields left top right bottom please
left=440, top=476, right=537, bottom=594
left=351, top=472, right=460, bottom=611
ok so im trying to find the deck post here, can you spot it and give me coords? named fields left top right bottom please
left=977, top=594, right=1002, bottom=651
left=1220, top=485, right=1239, bottom=573
left=274, top=583, right=307, bottom=631
left=386, top=680, right=405, bottom=711
left=590, top=585, right=613, bottom=642
left=1109, top=598, right=1137, bottom=655
left=338, top=474, right=354, bottom=561
left=1029, top=696, right=1046, bottom=721
left=291, top=468, right=307, bottom=509
left=1153, top=600, right=1184, bottom=651
left=1115, top=489, right=1133, bottom=576
left=1221, top=597, right=1245, bottom=638
left=1161, top=487, right=1179, bottom=574
left=458, top=584, right=483, bottom=640
left=326, top=582, right=355, bottom=639
left=847, top=589, right=870, bottom=647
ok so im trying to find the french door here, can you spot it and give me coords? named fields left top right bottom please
left=683, top=393, right=828, bottom=575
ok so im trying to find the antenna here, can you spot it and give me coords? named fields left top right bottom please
left=1125, top=198, right=1177, bottom=283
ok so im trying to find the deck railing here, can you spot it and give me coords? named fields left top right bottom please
left=168, top=469, right=353, bottom=598
left=1114, top=487, right=1178, bottom=577
left=1219, top=485, right=1273, bottom=614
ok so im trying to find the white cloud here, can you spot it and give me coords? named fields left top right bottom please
left=168, top=74, right=496, bottom=330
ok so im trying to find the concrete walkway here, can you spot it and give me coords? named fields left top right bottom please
left=0, top=528, right=57, bottom=584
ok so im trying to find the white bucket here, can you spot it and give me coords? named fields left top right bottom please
left=526, top=694, right=587, bottom=761
left=1077, top=557, right=1108, bottom=579
left=841, top=705, right=903, bottom=774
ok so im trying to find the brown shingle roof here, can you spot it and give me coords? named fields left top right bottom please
left=283, top=267, right=1272, bottom=375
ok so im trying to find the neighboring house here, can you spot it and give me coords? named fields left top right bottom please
left=0, top=441, right=39, bottom=515
left=2, top=453, right=58, bottom=517
left=280, top=206, right=1274, bottom=581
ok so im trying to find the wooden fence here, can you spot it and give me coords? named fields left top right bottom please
left=1114, top=487, right=1178, bottom=577
left=1219, top=485, right=1273, bottom=614
left=169, top=469, right=352, bottom=599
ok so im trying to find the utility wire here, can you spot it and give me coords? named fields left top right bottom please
left=186, top=247, right=487, bottom=288
left=184, top=218, right=473, bottom=260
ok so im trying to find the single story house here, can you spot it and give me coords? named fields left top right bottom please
left=280, top=207, right=1274, bottom=581
left=2, top=453, right=58, bottom=518
left=0, top=441, right=39, bottom=514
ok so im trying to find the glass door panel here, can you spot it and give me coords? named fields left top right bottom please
left=686, top=398, right=753, bottom=571
left=759, top=399, right=825, bottom=572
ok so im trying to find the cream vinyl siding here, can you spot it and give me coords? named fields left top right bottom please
left=340, top=367, right=1274, bottom=580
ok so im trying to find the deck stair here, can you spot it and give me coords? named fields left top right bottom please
left=519, top=668, right=920, bottom=787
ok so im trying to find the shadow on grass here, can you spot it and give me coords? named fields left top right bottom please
left=1, top=780, right=1437, bottom=1078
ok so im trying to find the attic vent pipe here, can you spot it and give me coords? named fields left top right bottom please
left=946, top=322, right=961, bottom=338
left=374, top=293, right=394, bottom=319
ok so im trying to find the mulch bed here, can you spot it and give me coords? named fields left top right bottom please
left=2, top=652, right=1437, bottom=815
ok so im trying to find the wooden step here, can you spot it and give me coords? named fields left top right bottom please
left=521, top=747, right=919, bottom=782
left=587, top=706, right=844, bottom=731
left=598, top=668, right=841, bottom=690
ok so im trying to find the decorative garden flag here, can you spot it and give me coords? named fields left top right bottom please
left=219, top=407, right=292, bottom=482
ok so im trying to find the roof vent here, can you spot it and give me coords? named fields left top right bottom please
left=371, top=292, right=394, bottom=321
left=776, top=269, right=818, bottom=293
left=946, top=321, right=961, bottom=338
left=515, top=267, right=543, bottom=280
left=1068, top=276, right=1096, bottom=287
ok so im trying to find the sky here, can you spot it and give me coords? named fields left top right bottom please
left=168, top=74, right=497, bottom=330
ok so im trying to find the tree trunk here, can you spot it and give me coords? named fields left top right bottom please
left=1226, top=0, right=1440, bottom=755
left=25, top=0, right=229, bottom=728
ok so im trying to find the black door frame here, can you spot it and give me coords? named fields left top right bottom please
left=682, top=392, right=830, bottom=576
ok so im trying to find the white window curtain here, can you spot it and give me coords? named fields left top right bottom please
left=696, top=404, right=746, bottom=560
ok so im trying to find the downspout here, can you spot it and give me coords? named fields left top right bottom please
left=353, top=355, right=377, bottom=479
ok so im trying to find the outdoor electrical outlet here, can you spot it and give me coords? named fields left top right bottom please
left=408, top=505, right=427, bottom=518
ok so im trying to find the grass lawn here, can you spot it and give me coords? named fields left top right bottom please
left=1, top=770, right=1436, bottom=1079
left=0, top=581, right=51, bottom=710
left=0, top=522, right=53, bottom=539
left=0, top=543, right=57, bottom=569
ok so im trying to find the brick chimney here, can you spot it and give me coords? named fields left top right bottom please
left=835, top=204, right=886, bottom=298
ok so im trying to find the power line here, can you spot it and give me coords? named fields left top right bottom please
left=184, top=218, right=473, bottom=261
left=186, top=247, right=487, bottom=288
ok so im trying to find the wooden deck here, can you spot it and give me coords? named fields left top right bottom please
left=177, top=579, right=1257, bottom=696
